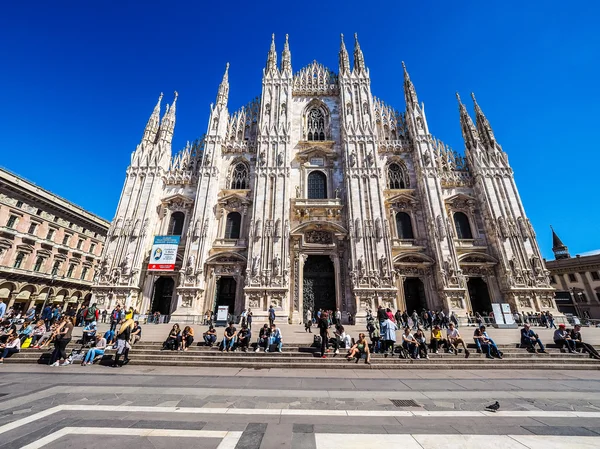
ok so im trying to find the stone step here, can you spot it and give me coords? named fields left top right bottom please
left=12, top=358, right=596, bottom=370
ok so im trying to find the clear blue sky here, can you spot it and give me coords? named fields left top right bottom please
left=1, top=1, right=598, bottom=259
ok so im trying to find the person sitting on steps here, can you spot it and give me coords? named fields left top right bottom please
left=181, top=326, right=194, bottom=351
left=255, top=324, right=270, bottom=352
left=401, top=327, right=418, bottom=359
left=268, top=323, right=283, bottom=353
left=553, top=323, right=576, bottom=353
left=221, top=322, right=237, bottom=352
left=413, top=327, right=429, bottom=359
left=430, top=324, right=445, bottom=354
left=346, top=332, right=371, bottom=365
left=203, top=325, right=217, bottom=347
left=570, top=325, right=600, bottom=360
left=520, top=323, right=546, bottom=353
left=237, top=325, right=251, bottom=352
left=81, top=334, right=107, bottom=366
left=162, top=324, right=181, bottom=351
left=446, top=322, right=470, bottom=358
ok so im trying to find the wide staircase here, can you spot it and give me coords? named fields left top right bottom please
left=10, top=341, right=600, bottom=369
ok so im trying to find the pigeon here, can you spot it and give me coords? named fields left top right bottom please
left=486, top=401, right=500, bottom=412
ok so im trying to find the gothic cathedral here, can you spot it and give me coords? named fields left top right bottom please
left=92, top=34, right=557, bottom=323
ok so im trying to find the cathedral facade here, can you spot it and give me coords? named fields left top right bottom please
left=92, top=34, right=557, bottom=323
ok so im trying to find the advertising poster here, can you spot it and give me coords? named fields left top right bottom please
left=501, top=303, right=515, bottom=325
left=492, top=303, right=504, bottom=324
left=147, top=235, right=181, bottom=271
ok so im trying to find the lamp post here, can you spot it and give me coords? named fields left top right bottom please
left=41, top=272, right=57, bottom=314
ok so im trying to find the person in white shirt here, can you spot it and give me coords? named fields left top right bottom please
left=446, top=323, right=470, bottom=358
left=268, top=324, right=283, bottom=353
left=304, top=309, right=312, bottom=333
left=0, top=334, right=20, bottom=363
left=401, top=327, right=418, bottom=359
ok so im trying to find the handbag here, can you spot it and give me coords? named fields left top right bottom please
left=21, top=337, right=33, bottom=349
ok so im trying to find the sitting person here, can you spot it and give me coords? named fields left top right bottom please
left=203, top=325, right=217, bottom=347
left=103, top=329, right=116, bottom=346
left=81, top=321, right=97, bottom=346
left=401, top=327, right=418, bottom=359
left=447, top=323, right=470, bottom=358
left=237, top=325, right=252, bottom=352
left=570, top=325, right=600, bottom=360
left=255, top=324, right=270, bottom=352
left=520, top=323, right=546, bottom=353
left=479, top=325, right=502, bottom=358
left=181, top=326, right=194, bottom=351
left=329, top=323, right=352, bottom=355
left=81, top=334, right=107, bottom=366
left=413, top=327, right=429, bottom=359
left=553, top=324, right=576, bottom=353
left=220, top=322, right=237, bottom=352
left=130, top=321, right=142, bottom=345
left=268, top=324, right=282, bottom=353
left=30, top=320, right=47, bottom=347
left=473, top=327, right=500, bottom=359
left=0, top=334, right=20, bottom=363
left=18, top=321, right=34, bottom=342
left=346, top=332, right=371, bottom=365
left=430, top=325, right=446, bottom=354
left=0, top=321, right=17, bottom=344
left=162, top=324, right=181, bottom=351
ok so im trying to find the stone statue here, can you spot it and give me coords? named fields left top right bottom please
left=252, top=256, right=260, bottom=275
left=186, top=255, right=195, bottom=275
left=375, top=218, right=383, bottom=240
left=277, top=152, right=284, bottom=166
left=349, top=151, right=357, bottom=167
left=121, top=253, right=132, bottom=276
left=273, top=256, right=281, bottom=275
left=379, top=255, right=388, bottom=276
left=498, top=216, right=509, bottom=239
left=295, top=186, right=300, bottom=198
left=334, top=187, right=340, bottom=199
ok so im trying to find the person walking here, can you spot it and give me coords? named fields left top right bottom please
left=112, top=318, right=134, bottom=367
left=50, top=317, right=74, bottom=366
left=268, top=305, right=276, bottom=327
left=304, top=309, right=312, bottom=333
left=318, top=312, right=329, bottom=358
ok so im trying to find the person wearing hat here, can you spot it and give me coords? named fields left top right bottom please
left=520, top=323, right=546, bottom=353
left=553, top=323, right=576, bottom=353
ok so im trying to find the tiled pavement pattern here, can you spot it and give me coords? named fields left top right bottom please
left=0, top=366, right=599, bottom=448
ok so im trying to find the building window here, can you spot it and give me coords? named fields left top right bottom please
left=306, top=107, right=326, bottom=141
left=33, top=256, right=44, bottom=272
left=224, top=212, right=241, bottom=239
left=395, top=212, right=414, bottom=239
left=36, top=208, right=42, bottom=216
left=51, top=260, right=60, bottom=276
left=230, top=163, right=249, bottom=189
left=53, top=216, right=59, bottom=223
left=62, top=234, right=70, bottom=246
left=16, top=201, right=23, bottom=208
left=68, top=222, right=73, bottom=229
left=307, top=171, right=327, bottom=199
left=90, top=243, right=95, bottom=254
left=66, top=264, right=75, bottom=278
left=80, top=267, right=89, bottom=280
left=77, top=239, right=83, bottom=250
left=167, top=211, right=185, bottom=236
left=28, top=223, right=38, bottom=235
left=46, top=229, right=55, bottom=241
left=387, top=163, right=408, bottom=189
left=13, top=252, right=25, bottom=269
left=568, top=273, right=577, bottom=282
left=550, top=275, right=556, bottom=284
left=6, top=215, right=17, bottom=228
left=591, top=271, right=600, bottom=281
left=453, top=212, right=473, bottom=239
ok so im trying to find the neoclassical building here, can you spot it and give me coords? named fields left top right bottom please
left=0, top=168, right=108, bottom=313
left=93, top=34, right=557, bottom=323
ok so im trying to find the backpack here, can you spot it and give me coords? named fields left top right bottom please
left=86, top=305, right=97, bottom=321
left=367, top=322, right=375, bottom=333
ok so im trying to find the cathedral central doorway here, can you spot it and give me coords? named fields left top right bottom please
left=303, top=255, right=336, bottom=315
left=467, top=277, right=493, bottom=314
left=151, top=277, right=175, bottom=315
left=215, top=277, right=237, bottom=316
left=403, top=277, right=427, bottom=313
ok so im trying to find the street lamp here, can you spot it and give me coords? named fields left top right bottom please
left=41, top=272, right=57, bottom=313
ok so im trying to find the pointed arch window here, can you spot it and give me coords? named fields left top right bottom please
left=224, top=212, right=241, bottom=239
left=230, top=163, right=249, bottom=190
left=387, top=163, right=408, bottom=189
left=307, top=171, right=327, bottom=199
left=306, top=108, right=326, bottom=141
left=168, top=212, right=185, bottom=236
left=395, top=212, right=414, bottom=239
left=454, top=212, right=473, bottom=239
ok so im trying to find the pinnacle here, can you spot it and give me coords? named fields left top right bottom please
left=456, top=92, right=462, bottom=103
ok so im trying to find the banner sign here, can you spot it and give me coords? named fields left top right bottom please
left=501, top=303, right=515, bottom=325
left=147, top=235, right=180, bottom=271
left=492, top=303, right=504, bottom=324
left=216, top=306, right=229, bottom=322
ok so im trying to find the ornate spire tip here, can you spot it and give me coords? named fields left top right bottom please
left=174, top=91, right=178, bottom=98
left=471, top=92, right=477, bottom=103
left=455, top=92, right=462, bottom=103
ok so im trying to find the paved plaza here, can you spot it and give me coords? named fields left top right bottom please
left=1, top=366, right=600, bottom=448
